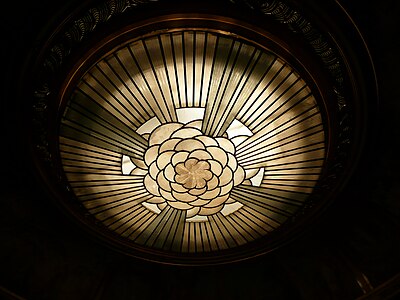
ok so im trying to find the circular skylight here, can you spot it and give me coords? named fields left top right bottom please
left=58, top=28, right=326, bottom=256
left=28, top=0, right=376, bottom=265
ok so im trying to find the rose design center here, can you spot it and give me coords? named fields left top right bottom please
left=143, top=122, right=245, bottom=218
left=175, top=159, right=212, bottom=189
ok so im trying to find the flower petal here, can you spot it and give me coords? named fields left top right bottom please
left=227, top=152, right=238, bottom=172
left=157, top=171, right=171, bottom=192
left=203, top=194, right=229, bottom=208
left=149, top=123, right=183, bottom=146
left=219, top=167, right=233, bottom=186
left=216, top=137, right=235, bottom=154
left=144, top=145, right=159, bottom=166
left=168, top=201, right=193, bottom=210
left=175, top=173, right=191, bottom=185
left=209, top=160, right=223, bottom=176
left=189, top=149, right=213, bottom=161
left=164, top=164, right=176, bottom=182
left=188, top=187, right=207, bottom=196
left=206, top=146, right=228, bottom=167
left=159, top=138, right=181, bottom=153
left=199, top=187, right=220, bottom=200
left=175, top=162, right=188, bottom=175
left=184, top=158, right=199, bottom=170
left=175, top=139, right=205, bottom=152
left=172, top=190, right=197, bottom=202
left=146, top=196, right=165, bottom=204
left=183, top=177, right=196, bottom=189
left=244, top=168, right=259, bottom=179
left=207, top=175, right=219, bottom=190
left=184, top=120, right=202, bottom=129
left=195, top=178, right=207, bottom=189
left=195, top=135, right=218, bottom=147
left=130, top=167, right=148, bottom=176
left=198, top=205, right=224, bottom=216
left=186, top=206, right=200, bottom=218
left=157, top=202, right=168, bottom=210
left=171, top=151, right=189, bottom=166
left=171, top=182, right=188, bottom=193
left=156, top=151, right=175, bottom=170
left=171, top=127, right=202, bottom=139
left=160, top=189, right=175, bottom=201
left=233, top=165, right=245, bottom=186
left=220, top=181, right=234, bottom=196
left=189, top=199, right=210, bottom=207
left=144, top=174, right=160, bottom=196
left=149, top=162, right=160, bottom=180
left=231, top=135, right=249, bottom=147
left=201, top=169, right=213, bottom=181
left=130, top=157, right=147, bottom=170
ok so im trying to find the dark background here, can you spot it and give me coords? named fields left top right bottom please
left=2, top=0, right=400, bottom=299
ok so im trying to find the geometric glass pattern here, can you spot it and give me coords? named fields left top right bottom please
left=59, top=29, right=325, bottom=253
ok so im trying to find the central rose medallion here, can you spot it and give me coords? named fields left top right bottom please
left=143, top=121, right=246, bottom=218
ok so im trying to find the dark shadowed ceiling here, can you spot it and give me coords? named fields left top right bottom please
left=1, top=0, right=400, bottom=299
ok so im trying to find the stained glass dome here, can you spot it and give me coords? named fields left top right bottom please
left=29, top=0, right=368, bottom=265
left=59, top=29, right=326, bottom=255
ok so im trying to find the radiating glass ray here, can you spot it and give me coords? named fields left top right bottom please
left=60, top=100, right=147, bottom=160
left=125, top=211, right=157, bottom=240
left=127, top=40, right=178, bottom=123
left=230, top=187, right=295, bottom=226
left=239, top=143, right=325, bottom=170
left=79, top=70, right=150, bottom=129
left=236, top=110, right=323, bottom=159
left=134, top=206, right=186, bottom=247
left=106, top=205, right=147, bottom=232
left=201, top=35, right=236, bottom=134
left=215, top=214, right=248, bottom=246
left=209, top=214, right=238, bottom=249
left=226, top=212, right=259, bottom=241
left=201, top=42, right=264, bottom=136
left=237, top=126, right=325, bottom=167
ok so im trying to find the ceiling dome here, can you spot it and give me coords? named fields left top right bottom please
left=28, top=0, right=377, bottom=265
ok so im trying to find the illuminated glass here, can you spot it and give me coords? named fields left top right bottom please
left=59, top=29, right=325, bottom=253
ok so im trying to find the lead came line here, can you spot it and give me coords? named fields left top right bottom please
left=82, top=69, right=141, bottom=128
left=212, top=48, right=263, bottom=137
left=239, top=60, right=286, bottom=126
left=192, top=31, right=196, bottom=108
left=158, top=35, right=176, bottom=116
left=202, top=35, right=232, bottom=134
left=210, top=215, right=232, bottom=250
left=169, top=33, right=183, bottom=108
left=204, top=39, right=241, bottom=135
left=199, top=32, right=208, bottom=107
left=142, top=39, right=177, bottom=122
left=166, top=210, right=182, bottom=251
left=61, top=119, right=144, bottom=159
left=127, top=43, right=170, bottom=123
left=127, top=211, right=156, bottom=240
left=112, top=52, right=153, bottom=120
left=237, top=125, right=324, bottom=163
left=93, top=64, right=144, bottom=125
left=103, top=57, right=151, bottom=120
left=236, top=209, right=272, bottom=234
left=236, top=104, right=320, bottom=155
left=106, top=205, right=146, bottom=231
left=206, top=41, right=244, bottom=136
left=227, top=213, right=258, bottom=241
left=66, top=99, right=147, bottom=149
